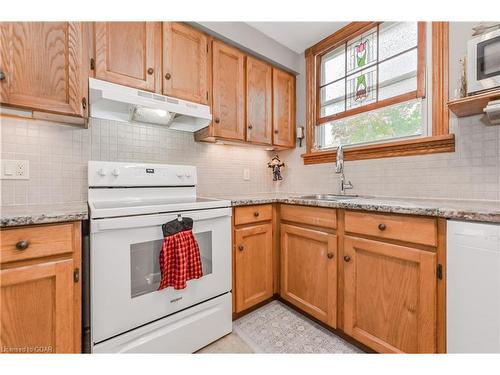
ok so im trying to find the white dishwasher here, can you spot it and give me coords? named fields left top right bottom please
left=447, top=220, right=500, bottom=353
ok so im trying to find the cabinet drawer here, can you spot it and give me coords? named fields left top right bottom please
left=344, top=211, right=437, bottom=247
left=234, top=205, right=273, bottom=226
left=0, top=223, right=76, bottom=264
left=280, top=204, right=336, bottom=229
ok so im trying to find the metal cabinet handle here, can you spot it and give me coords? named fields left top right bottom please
left=147, top=68, right=154, bottom=75
left=16, top=240, right=29, bottom=251
left=343, top=255, right=351, bottom=262
left=238, top=245, right=244, bottom=251
left=378, top=223, right=386, bottom=231
left=165, top=73, right=171, bottom=80
left=327, top=252, right=334, bottom=259
left=0, top=71, right=5, bottom=81
left=253, top=212, right=260, bottom=217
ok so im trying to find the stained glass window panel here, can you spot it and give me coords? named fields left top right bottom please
left=346, top=28, right=377, bottom=74
left=321, top=45, right=345, bottom=85
left=347, top=66, right=377, bottom=109
left=378, top=49, right=418, bottom=100
left=378, top=22, right=418, bottom=60
left=320, top=79, right=345, bottom=116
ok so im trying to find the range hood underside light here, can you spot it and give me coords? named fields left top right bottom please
left=130, top=106, right=175, bottom=126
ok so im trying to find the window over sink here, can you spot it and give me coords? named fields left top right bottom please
left=303, top=22, right=454, bottom=164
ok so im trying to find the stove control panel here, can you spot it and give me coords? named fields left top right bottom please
left=88, top=161, right=197, bottom=187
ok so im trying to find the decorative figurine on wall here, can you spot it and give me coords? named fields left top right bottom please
left=268, top=154, right=285, bottom=181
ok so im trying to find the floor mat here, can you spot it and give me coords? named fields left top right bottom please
left=232, top=300, right=363, bottom=353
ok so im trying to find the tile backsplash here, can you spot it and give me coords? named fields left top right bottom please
left=0, top=117, right=278, bottom=206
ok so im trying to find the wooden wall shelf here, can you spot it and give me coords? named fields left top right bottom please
left=448, top=89, right=500, bottom=117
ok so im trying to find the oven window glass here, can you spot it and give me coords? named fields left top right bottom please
left=478, top=36, right=500, bottom=79
left=130, top=231, right=213, bottom=298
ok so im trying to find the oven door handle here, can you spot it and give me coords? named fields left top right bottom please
left=91, top=207, right=231, bottom=232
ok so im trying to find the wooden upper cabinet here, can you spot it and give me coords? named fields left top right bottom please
left=273, top=68, right=296, bottom=148
left=94, top=22, right=161, bottom=93
left=211, top=40, right=245, bottom=140
left=234, top=222, right=273, bottom=312
left=280, top=224, right=337, bottom=327
left=246, top=56, right=272, bottom=144
left=0, top=259, right=75, bottom=353
left=343, top=236, right=437, bottom=353
left=163, top=22, right=208, bottom=104
left=0, top=22, right=89, bottom=117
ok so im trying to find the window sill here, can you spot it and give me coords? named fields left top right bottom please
left=301, top=134, right=455, bottom=165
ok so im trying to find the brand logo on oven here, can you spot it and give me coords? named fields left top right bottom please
left=146, top=168, right=155, bottom=174
left=170, top=297, right=183, bottom=303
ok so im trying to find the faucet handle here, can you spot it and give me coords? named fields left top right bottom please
left=345, top=180, right=354, bottom=189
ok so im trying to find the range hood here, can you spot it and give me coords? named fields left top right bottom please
left=89, top=78, right=212, bottom=132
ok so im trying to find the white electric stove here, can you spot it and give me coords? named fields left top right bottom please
left=87, top=161, right=232, bottom=353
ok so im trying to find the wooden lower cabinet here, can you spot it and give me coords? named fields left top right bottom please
left=0, top=259, right=74, bottom=353
left=280, top=223, right=337, bottom=327
left=343, top=236, right=437, bottom=353
left=0, top=222, right=81, bottom=353
left=234, top=222, right=273, bottom=312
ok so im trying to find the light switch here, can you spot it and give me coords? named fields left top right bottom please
left=243, top=168, right=250, bottom=181
left=1, top=160, right=29, bottom=180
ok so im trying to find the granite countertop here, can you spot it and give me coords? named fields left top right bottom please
left=0, top=203, right=88, bottom=228
left=223, top=193, right=500, bottom=223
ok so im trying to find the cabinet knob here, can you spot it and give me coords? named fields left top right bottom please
left=378, top=223, right=386, bottom=231
left=0, top=71, right=5, bottom=81
left=147, top=68, right=154, bottom=75
left=81, top=97, right=87, bottom=110
left=327, top=252, right=334, bottom=259
left=274, top=130, right=279, bottom=134
left=214, top=117, right=220, bottom=124
left=248, top=124, right=253, bottom=129
left=165, top=73, right=171, bottom=80
left=238, top=245, right=244, bottom=251
left=15, top=240, right=29, bottom=251
left=253, top=211, right=260, bottom=217
left=343, top=255, right=351, bottom=262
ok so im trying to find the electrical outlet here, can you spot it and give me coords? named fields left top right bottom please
left=1, top=160, right=29, bottom=180
left=243, top=168, right=250, bottom=181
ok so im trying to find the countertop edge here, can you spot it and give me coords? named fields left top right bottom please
left=229, top=197, right=500, bottom=224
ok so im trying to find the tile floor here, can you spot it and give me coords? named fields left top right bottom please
left=198, top=300, right=363, bottom=354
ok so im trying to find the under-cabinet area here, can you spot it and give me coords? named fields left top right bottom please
left=232, top=204, right=445, bottom=354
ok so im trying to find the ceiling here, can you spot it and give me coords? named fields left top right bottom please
left=246, top=22, right=349, bottom=54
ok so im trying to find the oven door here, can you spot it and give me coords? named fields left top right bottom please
left=468, top=29, right=500, bottom=94
left=90, top=207, right=231, bottom=344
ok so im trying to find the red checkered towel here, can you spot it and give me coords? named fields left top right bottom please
left=158, top=217, right=203, bottom=290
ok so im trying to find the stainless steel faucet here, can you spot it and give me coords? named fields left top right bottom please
left=335, top=144, right=353, bottom=195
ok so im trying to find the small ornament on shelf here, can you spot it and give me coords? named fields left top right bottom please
left=268, top=154, right=285, bottom=181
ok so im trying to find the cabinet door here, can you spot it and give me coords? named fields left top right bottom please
left=163, top=22, right=208, bottom=104
left=94, top=22, right=161, bottom=92
left=272, top=68, right=296, bottom=148
left=0, top=259, right=74, bottom=353
left=0, top=22, right=89, bottom=117
left=212, top=40, right=245, bottom=140
left=234, top=222, right=273, bottom=312
left=246, top=56, right=272, bottom=144
left=343, top=236, right=437, bottom=353
left=280, top=224, right=337, bottom=327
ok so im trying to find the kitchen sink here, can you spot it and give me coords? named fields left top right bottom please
left=295, top=194, right=359, bottom=200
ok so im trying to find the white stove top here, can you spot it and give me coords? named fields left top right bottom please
left=87, top=161, right=231, bottom=219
